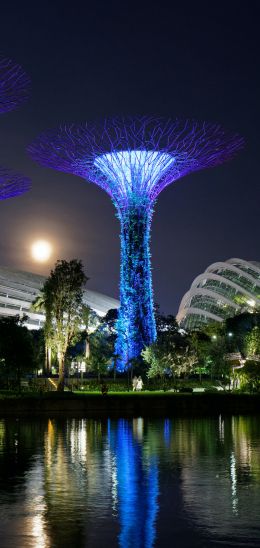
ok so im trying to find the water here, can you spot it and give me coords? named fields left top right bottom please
left=0, top=416, right=260, bottom=547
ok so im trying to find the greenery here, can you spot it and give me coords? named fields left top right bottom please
left=0, top=316, right=35, bottom=390
left=40, top=259, right=87, bottom=391
left=0, top=257, right=260, bottom=395
left=239, top=360, right=260, bottom=392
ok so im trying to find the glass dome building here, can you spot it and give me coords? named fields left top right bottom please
left=0, top=266, right=119, bottom=330
left=177, top=258, right=260, bottom=331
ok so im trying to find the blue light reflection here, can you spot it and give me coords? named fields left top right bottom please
left=108, top=418, right=159, bottom=547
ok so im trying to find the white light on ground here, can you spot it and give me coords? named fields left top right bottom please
left=31, top=240, right=52, bottom=262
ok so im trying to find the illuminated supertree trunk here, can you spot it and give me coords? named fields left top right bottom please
left=28, top=117, right=244, bottom=370
left=116, top=203, right=156, bottom=367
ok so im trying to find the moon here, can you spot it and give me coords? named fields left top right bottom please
left=31, top=240, right=52, bottom=262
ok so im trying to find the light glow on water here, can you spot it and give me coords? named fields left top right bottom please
left=0, top=416, right=260, bottom=547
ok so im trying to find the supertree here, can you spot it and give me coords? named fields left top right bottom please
left=28, top=117, right=244, bottom=370
left=0, top=166, right=31, bottom=199
left=0, top=57, right=30, bottom=114
left=0, top=57, right=31, bottom=198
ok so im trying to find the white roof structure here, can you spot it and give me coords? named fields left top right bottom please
left=177, top=258, right=260, bottom=330
left=0, top=266, right=119, bottom=330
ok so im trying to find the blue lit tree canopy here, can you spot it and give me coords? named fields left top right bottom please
left=28, top=117, right=244, bottom=370
left=0, top=167, right=31, bottom=200
left=0, top=57, right=30, bottom=114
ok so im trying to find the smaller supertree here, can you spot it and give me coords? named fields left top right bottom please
left=0, top=167, right=31, bottom=199
left=0, top=57, right=30, bottom=114
left=0, top=58, right=31, bottom=199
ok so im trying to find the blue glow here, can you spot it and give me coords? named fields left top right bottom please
left=94, top=151, right=174, bottom=369
left=115, top=205, right=156, bottom=370
left=108, top=419, right=159, bottom=547
left=94, top=150, right=175, bottom=205
left=164, top=419, right=171, bottom=447
left=28, top=119, right=244, bottom=372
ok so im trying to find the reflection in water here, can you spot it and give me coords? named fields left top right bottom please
left=180, top=416, right=260, bottom=545
left=230, top=451, right=238, bottom=514
left=25, top=457, right=49, bottom=548
left=0, top=415, right=260, bottom=547
left=108, top=419, right=159, bottom=547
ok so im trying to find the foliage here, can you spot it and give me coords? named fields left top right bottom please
left=87, top=330, right=113, bottom=380
left=245, top=326, right=260, bottom=358
left=42, top=259, right=87, bottom=390
left=115, top=207, right=156, bottom=370
left=142, top=345, right=165, bottom=379
left=28, top=118, right=243, bottom=372
left=100, top=308, right=118, bottom=336
left=143, top=315, right=197, bottom=380
left=239, top=360, right=260, bottom=392
left=32, top=292, right=55, bottom=373
left=0, top=316, right=35, bottom=388
left=80, top=304, right=100, bottom=358
left=225, top=312, right=260, bottom=355
left=31, top=329, right=45, bottom=372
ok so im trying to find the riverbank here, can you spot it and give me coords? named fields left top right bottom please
left=0, top=392, right=260, bottom=417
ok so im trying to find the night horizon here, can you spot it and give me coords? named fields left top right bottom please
left=0, top=2, right=259, bottom=315
left=1, top=4, right=260, bottom=546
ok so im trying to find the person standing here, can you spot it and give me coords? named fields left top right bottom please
left=132, top=376, right=138, bottom=391
left=136, top=376, right=143, bottom=391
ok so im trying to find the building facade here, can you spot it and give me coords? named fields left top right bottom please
left=177, top=258, right=260, bottom=331
left=0, top=266, right=119, bottom=330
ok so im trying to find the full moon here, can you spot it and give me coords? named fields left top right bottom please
left=31, top=240, right=52, bottom=262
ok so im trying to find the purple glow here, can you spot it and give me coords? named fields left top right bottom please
left=0, top=167, right=31, bottom=200
left=94, top=150, right=175, bottom=206
left=27, top=117, right=244, bottom=205
left=28, top=117, right=244, bottom=369
left=0, top=57, right=30, bottom=114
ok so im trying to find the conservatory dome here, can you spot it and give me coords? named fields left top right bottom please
left=177, top=258, right=260, bottom=330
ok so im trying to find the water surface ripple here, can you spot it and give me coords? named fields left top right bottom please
left=0, top=415, right=259, bottom=547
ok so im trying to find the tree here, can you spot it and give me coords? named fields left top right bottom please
left=31, top=328, right=45, bottom=373
left=240, top=360, right=260, bottom=392
left=97, top=308, right=118, bottom=378
left=80, top=304, right=100, bottom=359
left=143, top=316, right=197, bottom=383
left=32, top=293, right=54, bottom=374
left=0, top=316, right=35, bottom=389
left=42, top=259, right=87, bottom=391
left=190, top=331, right=211, bottom=382
left=245, top=326, right=260, bottom=359
left=142, top=344, right=167, bottom=380
left=225, top=312, right=260, bottom=356
left=87, top=330, right=112, bottom=380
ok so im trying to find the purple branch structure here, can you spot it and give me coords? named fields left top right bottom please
left=0, top=167, right=31, bottom=200
left=0, top=57, right=30, bottom=114
left=0, top=58, right=31, bottom=200
left=28, top=117, right=244, bottom=370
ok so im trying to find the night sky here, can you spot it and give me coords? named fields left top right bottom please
left=0, top=2, right=259, bottom=314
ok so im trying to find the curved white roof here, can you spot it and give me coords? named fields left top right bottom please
left=0, top=266, right=119, bottom=329
left=177, top=258, right=260, bottom=330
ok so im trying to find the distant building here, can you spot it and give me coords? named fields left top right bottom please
left=0, top=266, right=119, bottom=330
left=177, top=258, right=260, bottom=331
